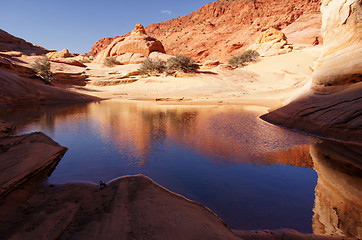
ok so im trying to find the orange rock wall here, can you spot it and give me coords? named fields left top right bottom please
left=89, top=0, right=321, bottom=62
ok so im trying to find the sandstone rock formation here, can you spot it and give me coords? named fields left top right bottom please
left=261, top=0, right=362, bottom=143
left=255, top=28, right=287, bottom=44
left=131, top=23, right=147, bottom=35
left=282, top=13, right=323, bottom=45
left=0, top=130, right=67, bottom=197
left=0, top=29, right=48, bottom=55
left=203, top=59, right=221, bottom=68
left=0, top=173, right=350, bottom=240
left=88, top=37, right=115, bottom=56
left=249, top=28, right=292, bottom=56
left=312, top=0, right=362, bottom=87
left=0, top=121, right=14, bottom=138
left=46, top=49, right=87, bottom=68
left=89, top=0, right=321, bottom=62
left=0, top=174, right=241, bottom=240
left=311, top=141, right=362, bottom=238
left=50, top=57, right=86, bottom=68
left=46, top=48, right=71, bottom=59
left=0, top=66, right=97, bottom=107
left=94, top=24, right=166, bottom=65
left=148, top=51, right=173, bottom=62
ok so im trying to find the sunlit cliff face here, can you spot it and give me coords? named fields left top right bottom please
left=311, top=141, right=362, bottom=239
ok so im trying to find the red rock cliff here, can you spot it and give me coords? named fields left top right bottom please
left=88, top=0, right=321, bottom=62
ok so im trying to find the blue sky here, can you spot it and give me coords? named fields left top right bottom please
left=1, top=0, right=215, bottom=54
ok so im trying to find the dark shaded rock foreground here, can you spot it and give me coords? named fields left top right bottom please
left=0, top=173, right=351, bottom=240
left=261, top=82, right=362, bottom=143
left=0, top=129, right=67, bottom=198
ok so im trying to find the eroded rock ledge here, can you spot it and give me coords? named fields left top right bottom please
left=0, top=128, right=67, bottom=197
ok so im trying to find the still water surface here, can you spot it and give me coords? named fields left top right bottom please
left=2, top=101, right=318, bottom=233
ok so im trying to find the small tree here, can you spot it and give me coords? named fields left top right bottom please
left=166, top=54, right=199, bottom=73
left=103, top=56, right=120, bottom=67
left=228, top=50, right=259, bottom=68
left=32, top=57, right=53, bottom=84
left=138, top=58, right=167, bottom=76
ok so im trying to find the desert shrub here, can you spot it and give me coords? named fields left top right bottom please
left=166, top=54, right=199, bottom=73
left=32, top=57, right=53, bottom=84
left=138, top=58, right=167, bottom=76
left=103, top=56, right=120, bottom=67
left=228, top=50, right=260, bottom=68
left=78, top=56, right=92, bottom=63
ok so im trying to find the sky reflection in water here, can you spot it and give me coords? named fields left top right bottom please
left=2, top=101, right=318, bottom=233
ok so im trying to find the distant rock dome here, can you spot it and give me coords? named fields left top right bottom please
left=94, top=24, right=166, bottom=65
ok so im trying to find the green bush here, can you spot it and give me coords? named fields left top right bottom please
left=138, top=58, right=167, bottom=76
left=103, top=56, right=120, bottom=67
left=228, top=50, right=260, bottom=68
left=32, top=57, right=53, bottom=84
left=78, top=56, right=92, bottom=63
left=166, top=54, right=199, bottom=73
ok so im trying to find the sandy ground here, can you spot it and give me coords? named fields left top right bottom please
left=67, top=46, right=322, bottom=110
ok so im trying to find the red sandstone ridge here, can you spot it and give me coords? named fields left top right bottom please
left=0, top=29, right=48, bottom=55
left=89, top=0, right=321, bottom=62
left=88, top=37, right=115, bottom=56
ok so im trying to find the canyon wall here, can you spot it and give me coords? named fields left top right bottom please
left=89, top=0, right=321, bottom=62
left=261, top=0, right=362, bottom=143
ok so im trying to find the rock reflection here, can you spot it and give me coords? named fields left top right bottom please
left=82, top=101, right=313, bottom=167
left=0, top=101, right=314, bottom=168
left=311, top=140, right=362, bottom=238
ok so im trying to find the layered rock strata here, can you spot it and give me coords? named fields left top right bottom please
left=0, top=29, right=48, bottom=55
left=261, top=0, right=362, bottom=143
left=0, top=66, right=97, bottom=107
left=249, top=28, right=293, bottom=56
left=0, top=130, right=67, bottom=197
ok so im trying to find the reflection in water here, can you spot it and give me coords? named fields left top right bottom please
left=311, top=141, right=362, bottom=239
left=1, top=101, right=318, bottom=232
left=2, top=101, right=314, bottom=168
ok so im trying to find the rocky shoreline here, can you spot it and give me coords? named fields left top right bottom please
left=0, top=120, right=359, bottom=239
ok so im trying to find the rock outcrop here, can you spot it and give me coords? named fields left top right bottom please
left=0, top=174, right=241, bottom=240
left=312, top=0, right=362, bottom=87
left=261, top=0, right=362, bottom=143
left=0, top=173, right=350, bottom=240
left=248, top=28, right=292, bottom=56
left=0, top=121, right=14, bottom=138
left=88, top=37, right=115, bottom=56
left=46, top=48, right=71, bottom=59
left=282, top=13, right=323, bottom=45
left=94, top=24, right=166, bottom=65
left=0, top=130, right=67, bottom=197
left=0, top=29, right=48, bottom=55
left=46, top=49, right=87, bottom=67
left=89, top=0, right=321, bottom=62
left=131, top=23, right=147, bottom=35
left=0, top=66, right=97, bottom=107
